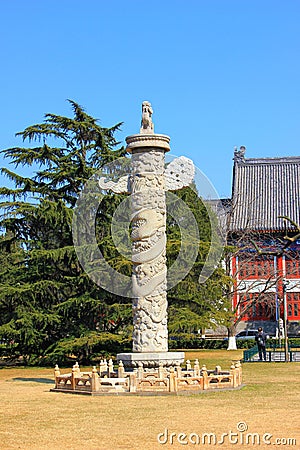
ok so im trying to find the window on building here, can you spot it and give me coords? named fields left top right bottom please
left=286, top=292, right=300, bottom=319
left=239, top=292, right=276, bottom=320
left=238, top=255, right=275, bottom=279
left=285, top=252, right=300, bottom=278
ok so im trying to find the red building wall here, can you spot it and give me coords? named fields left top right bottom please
left=231, top=252, right=300, bottom=323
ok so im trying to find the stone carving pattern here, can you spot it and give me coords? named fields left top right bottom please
left=98, top=155, right=195, bottom=194
left=165, top=156, right=195, bottom=191
left=98, top=174, right=130, bottom=193
left=131, top=148, right=168, bottom=352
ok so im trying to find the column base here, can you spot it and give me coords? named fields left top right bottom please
left=117, top=351, right=185, bottom=369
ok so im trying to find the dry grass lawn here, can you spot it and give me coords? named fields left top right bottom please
left=0, top=350, right=299, bottom=449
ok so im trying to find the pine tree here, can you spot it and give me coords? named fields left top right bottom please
left=0, top=100, right=131, bottom=364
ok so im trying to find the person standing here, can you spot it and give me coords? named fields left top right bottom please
left=255, top=327, right=267, bottom=361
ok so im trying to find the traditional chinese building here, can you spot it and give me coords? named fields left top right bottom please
left=228, top=146, right=300, bottom=336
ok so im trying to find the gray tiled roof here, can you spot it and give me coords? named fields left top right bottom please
left=230, top=156, right=300, bottom=232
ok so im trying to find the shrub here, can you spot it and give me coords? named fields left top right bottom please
left=40, top=332, right=132, bottom=366
left=288, top=338, right=300, bottom=347
left=168, top=334, right=228, bottom=350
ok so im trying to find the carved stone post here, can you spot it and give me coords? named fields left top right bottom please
left=235, top=361, right=242, bottom=386
left=129, top=372, right=137, bottom=392
left=54, top=364, right=60, bottom=388
left=230, top=362, right=237, bottom=388
left=201, top=364, right=208, bottom=390
left=71, top=366, right=77, bottom=390
left=116, top=102, right=187, bottom=368
left=100, top=102, right=194, bottom=368
left=127, top=132, right=170, bottom=356
left=193, top=359, right=200, bottom=377
left=168, top=367, right=178, bottom=393
left=118, top=360, right=125, bottom=378
left=91, top=366, right=100, bottom=392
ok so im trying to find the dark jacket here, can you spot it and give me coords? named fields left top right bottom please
left=255, top=331, right=267, bottom=347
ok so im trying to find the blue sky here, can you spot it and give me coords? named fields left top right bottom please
left=1, top=0, right=300, bottom=198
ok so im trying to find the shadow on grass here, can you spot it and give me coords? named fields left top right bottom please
left=12, top=377, right=54, bottom=384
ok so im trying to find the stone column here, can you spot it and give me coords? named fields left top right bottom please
left=129, top=134, right=169, bottom=353
left=117, top=102, right=185, bottom=368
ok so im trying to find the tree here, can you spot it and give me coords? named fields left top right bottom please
left=0, top=100, right=131, bottom=364
left=166, top=186, right=229, bottom=335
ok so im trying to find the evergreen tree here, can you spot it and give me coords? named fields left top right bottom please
left=167, top=186, right=231, bottom=335
left=0, top=100, right=131, bottom=364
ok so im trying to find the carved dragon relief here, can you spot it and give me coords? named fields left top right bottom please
left=131, top=197, right=167, bottom=350
left=132, top=293, right=168, bottom=352
left=98, top=174, right=130, bottom=193
left=132, top=150, right=165, bottom=174
left=131, top=209, right=164, bottom=241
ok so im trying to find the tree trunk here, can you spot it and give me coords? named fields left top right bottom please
left=227, top=325, right=237, bottom=350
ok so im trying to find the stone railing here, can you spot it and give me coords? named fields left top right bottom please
left=51, top=359, right=242, bottom=395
